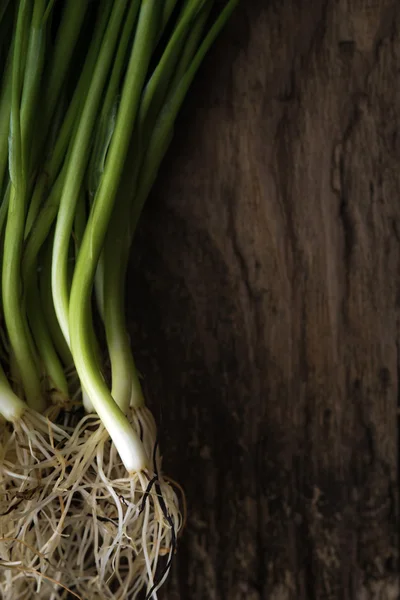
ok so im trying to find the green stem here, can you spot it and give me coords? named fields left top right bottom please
left=131, top=0, right=240, bottom=235
left=94, top=252, right=105, bottom=324
left=22, top=168, right=65, bottom=295
left=52, top=0, right=128, bottom=345
left=33, top=0, right=89, bottom=167
left=2, top=0, right=44, bottom=411
left=138, top=0, right=208, bottom=141
left=0, top=182, right=10, bottom=317
left=20, top=0, right=46, bottom=167
left=102, top=0, right=236, bottom=415
left=24, top=1, right=112, bottom=239
left=44, top=0, right=88, bottom=115
left=0, top=51, right=11, bottom=197
left=40, top=230, right=73, bottom=369
left=72, top=191, right=103, bottom=413
left=87, top=0, right=143, bottom=411
left=102, top=0, right=239, bottom=417
left=73, top=186, right=87, bottom=256
left=104, top=154, right=144, bottom=412
left=168, top=0, right=213, bottom=89
left=9, top=348, right=23, bottom=404
left=89, top=0, right=141, bottom=332
left=88, top=0, right=141, bottom=199
left=69, top=0, right=159, bottom=471
left=27, top=273, right=69, bottom=400
left=0, top=182, right=10, bottom=246
left=162, top=0, right=179, bottom=30
left=24, top=170, right=46, bottom=237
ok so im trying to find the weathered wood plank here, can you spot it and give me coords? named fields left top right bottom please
left=128, top=1, right=400, bottom=598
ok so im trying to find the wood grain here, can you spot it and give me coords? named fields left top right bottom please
left=128, top=1, right=400, bottom=598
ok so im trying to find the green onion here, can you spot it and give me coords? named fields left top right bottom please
left=3, top=0, right=45, bottom=411
left=0, top=2, right=239, bottom=597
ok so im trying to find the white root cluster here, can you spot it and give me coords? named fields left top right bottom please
left=0, top=406, right=182, bottom=599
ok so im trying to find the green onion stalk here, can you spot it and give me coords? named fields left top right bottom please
left=0, top=3, right=93, bottom=598
left=0, top=1, right=239, bottom=598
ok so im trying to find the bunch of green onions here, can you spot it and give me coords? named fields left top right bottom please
left=0, top=1, right=238, bottom=598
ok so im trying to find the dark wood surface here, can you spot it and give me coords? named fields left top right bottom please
left=128, top=2, right=400, bottom=598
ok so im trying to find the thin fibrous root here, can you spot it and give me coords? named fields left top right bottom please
left=0, top=407, right=71, bottom=516
left=0, top=406, right=182, bottom=599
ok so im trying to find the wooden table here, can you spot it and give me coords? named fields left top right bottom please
left=128, top=2, right=399, bottom=598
